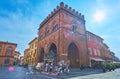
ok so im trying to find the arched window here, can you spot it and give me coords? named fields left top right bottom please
left=53, top=24, right=58, bottom=31
left=88, top=48, right=92, bottom=55
left=7, top=46, right=12, bottom=51
left=45, top=30, right=50, bottom=36
left=6, top=46, right=13, bottom=56
left=72, top=25, right=77, bottom=32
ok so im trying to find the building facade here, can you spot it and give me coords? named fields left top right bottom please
left=37, top=2, right=89, bottom=68
left=24, top=37, right=38, bottom=66
left=101, top=43, right=115, bottom=62
left=24, top=49, right=30, bottom=64
left=28, top=37, right=38, bottom=66
left=0, top=41, right=17, bottom=66
left=86, top=31, right=105, bottom=68
left=14, top=51, right=21, bottom=65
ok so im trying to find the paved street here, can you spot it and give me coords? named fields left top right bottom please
left=0, top=66, right=120, bottom=79
left=0, top=66, right=57, bottom=79
left=69, top=69, right=120, bottom=79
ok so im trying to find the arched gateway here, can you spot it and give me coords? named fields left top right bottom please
left=49, top=43, right=57, bottom=65
left=68, top=42, right=80, bottom=68
left=43, top=43, right=57, bottom=65
left=39, top=48, right=44, bottom=62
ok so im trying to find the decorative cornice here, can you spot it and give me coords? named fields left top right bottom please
left=28, top=37, right=38, bottom=45
left=0, top=41, right=17, bottom=46
left=86, top=31, right=104, bottom=40
left=0, top=56, right=14, bottom=58
left=38, top=2, right=85, bottom=30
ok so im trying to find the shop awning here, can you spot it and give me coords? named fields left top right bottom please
left=91, top=58, right=105, bottom=61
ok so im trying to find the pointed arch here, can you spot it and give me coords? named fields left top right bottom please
left=67, top=42, right=80, bottom=68
left=39, top=48, right=44, bottom=62
left=48, top=43, right=57, bottom=65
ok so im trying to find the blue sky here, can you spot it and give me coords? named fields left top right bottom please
left=0, top=0, right=120, bottom=58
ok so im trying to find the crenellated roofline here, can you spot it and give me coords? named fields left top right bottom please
left=38, top=2, right=85, bottom=30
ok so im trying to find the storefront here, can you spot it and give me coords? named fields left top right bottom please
left=90, top=57, right=105, bottom=68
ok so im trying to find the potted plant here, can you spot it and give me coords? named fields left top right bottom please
left=80, top=64, right=84, bottom=70
left=101, top=63, right=106, bottom=72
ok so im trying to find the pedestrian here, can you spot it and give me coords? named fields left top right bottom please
left=49, top=63, right=53, bottom=74
left=45, top=63, right=50, bottom=73
left=26, top=63, right=33, bottom=75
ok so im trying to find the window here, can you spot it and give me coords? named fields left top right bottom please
left=72, top=25, right=77, bottom=32
left=6, top=52, right=11, bottom=56
left=32, top=44, right=33, bottom=49
left=40, top=35, right=43, bottom=40
left=45, top=30, right=49, bottom=36
left=6, top=46, right=12, bottom=56
left=97, top=50, right=100, bottom=56
left=87, top=35, right=90, bottom=41
left=88, top=48, right=92, bottom=55
left=7, top=46, right=12, bottom=51
left=34, top=49, right=36, bottom=57
left=53, top=24, right=58, bottom=31
left=93, top=49, right=97, bottom=56
left=35, top=42, right=37, bottom=47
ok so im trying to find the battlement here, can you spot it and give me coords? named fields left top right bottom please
left=39, top=2, right=84, bottom=29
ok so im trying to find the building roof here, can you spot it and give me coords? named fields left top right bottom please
left=38, top=2, right=85, bottom=30
left=0, top=41, right=17, bottom=46
left=86, top=31, right=104, bottom=41
left=28, top=37, right=38, bottom=45
left=103, top=43, right=109, bottom=48
left=24, top=48, right=30, bottom=52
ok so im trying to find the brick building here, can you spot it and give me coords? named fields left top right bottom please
left=34, top=2, right=118, bottom=68
left=0, top=41, right=17, bottom=66
left=86, top=31, right=105, bottom=67
left=101, top=43, right=115, bottom=62
left=37, top=2, right=89, bottom=68
left=24, top=37, right=38, bottom=66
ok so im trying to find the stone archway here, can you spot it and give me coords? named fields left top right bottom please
left=49, top=43, right=57, bottom=65
left=68, top=42, right=80, bottom=68
left=39, top=48, right=44, bottom=62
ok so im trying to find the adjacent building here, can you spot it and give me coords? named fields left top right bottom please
left=86, top=31, right=104, bottom=67
left=24, top=49, right=30, bottom=64
left=14, top=51, right=21, bottom=65
left=28, top=37, right=38, bottom=66
left=19, top=56, right=24, bottom=65
left=24, top=37, right=38, bottom=66
left=0, top=41, right=17, bottom=66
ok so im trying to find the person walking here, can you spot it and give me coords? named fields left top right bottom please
left=28, top=63, right=33, bottom=74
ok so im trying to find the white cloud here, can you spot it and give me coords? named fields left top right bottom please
left=0, top=7, right=39, bottom=55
